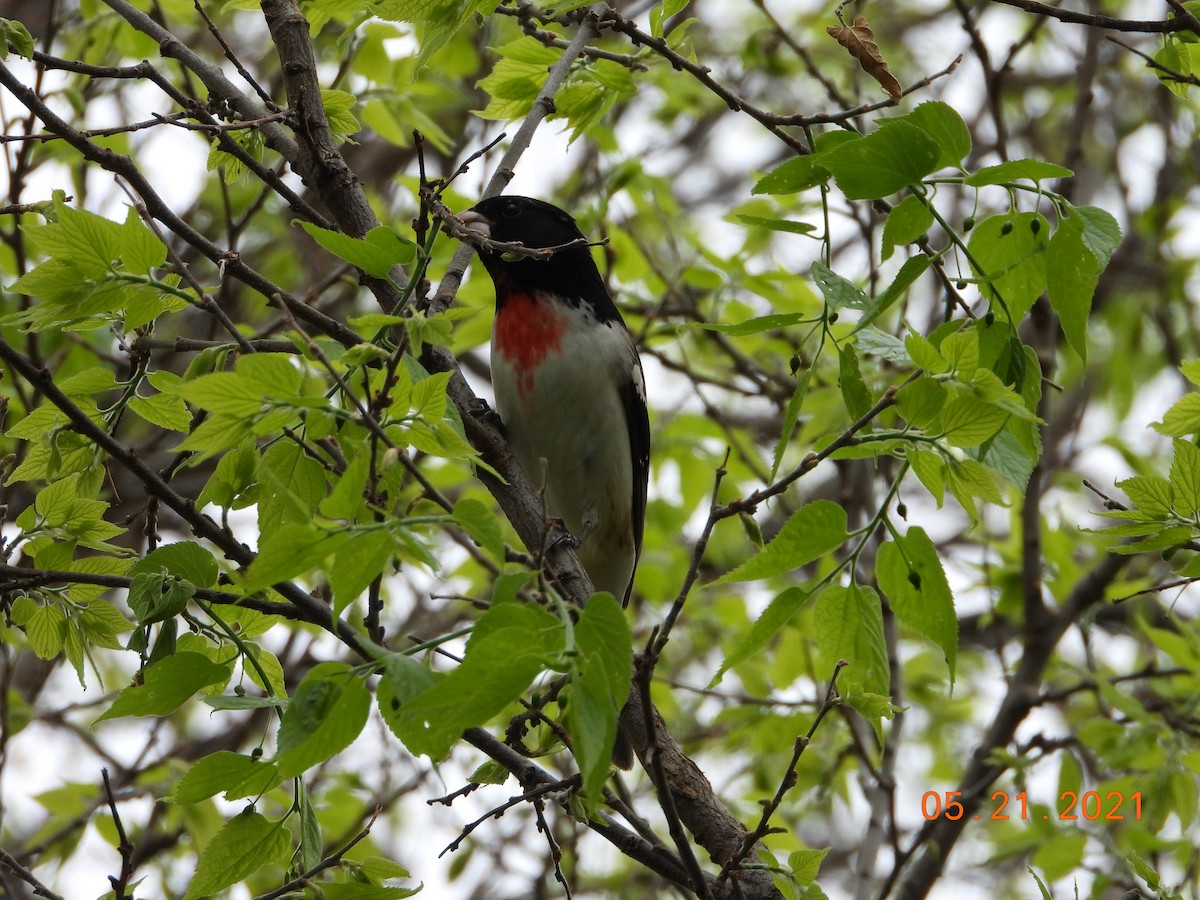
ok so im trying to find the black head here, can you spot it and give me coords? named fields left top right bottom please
left=464, top=196, right=619, bottom=320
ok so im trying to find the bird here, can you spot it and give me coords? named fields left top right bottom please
left=458, top=195, right=649, bottom=607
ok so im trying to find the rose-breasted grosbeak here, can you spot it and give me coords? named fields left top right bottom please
left=459, top=196, right=649, bottom=606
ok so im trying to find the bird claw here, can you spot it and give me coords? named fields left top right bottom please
left=467, top=398, right=506, bottom=435
left=546, top=517, right=580, bottom=551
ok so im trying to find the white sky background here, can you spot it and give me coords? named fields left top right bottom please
left=3, top=0, right=1198, bottom=897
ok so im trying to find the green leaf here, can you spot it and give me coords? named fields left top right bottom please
left=812, top=261, right=869, bottom=311
left=170, top=751, right=283, bottom=803
left=1030, top=832, right=1086, bottom=882
left=718, top=501, right=849, bottom=584
left=382, top=603, right=564, bottom=759
left=976, top=428, right=1036, bottom=490
left=939, top=395, right=1008, bottom=448
left=321, top=884, right=421, bottom=899
left=26, top=202, right=123, bottom=279
left=175, top=414, right=248, bottom=458
left=468, top=760, right=511, bottom=786
left=905, top=333, right=949, bottom=373
left=700, top=312, right=810, bottom=336
left=909, top=448, right=947, bottom=504
left=258, top=440, right=327, bottom=532
left=118, top=206, right=167, bottom=275
left=735, top=214, right=818, bottom=235
left=1045, top=216, right=1099, bottom=361
left=321, top=88, right=360, bottom=137
left=1180, top=360, right=1200, bottom=388
left=900, top=101, right=971, bottom=169
left=945, top=456, right=1005, bottom=521
left=963, top=158, right=1073, bottom=187
left=240, top=523, right=351, bottom=593
left=896, top=377, right=947, bottom=428
left=129, top=392, right=192, bottom=431
left=650, top=0, right=689, bottom=37
left=97, top=653, right=231, bottom=722
left=875, top=528, right=957, bottom=684
left=1068, top=204, right=1122, bottom=268
left=0, top=17, right=36, bottom=59
left=838, top=343, right=872, bottom=421
left=411, top=370, right=452, bottom=422
left=967, top=212, right=1049, bottom=323
left=855, top=256, right=931, bottom=333
left=1027, top=867, right=1053, bottom=900
left=752, top=156, right=830, bottom=195
left=181, top=372, right=267, bottom=418
left=404, top=309, right=454, bottom=354
left=198, top=441, right=259, bottom=510
left=275, top=662, right=371, bottom=778
left=34, top=474, right=79, bottom=527
left=1116, top=475, right=1173, bottom=516
left=19, top=602, right=68, bottom=659
left=76, top=599, right=134, bottom=646
left=298, top=783, right=323, bottom=872
left=1156, top=393, right=1200, bottom=436
left=711, top=586, right=811, bottom=686
left=812, top=584, right=888, bottom=697
left=297, top=222, right=415, bottom=277
left=1127, top=850, right=1164, bottom=892
left=941, top=330, right=979, bottom=377
left=203, top=694, right=288, bottom=711
left=236, top=352, right=305, bottom=398
left=57, top=367, right=120, bottom=396
left=320, top=454, right=370, bottom=520
left=567, top=595, right=633, bottom=800
left=127, top=572, right=195, bottom=625
left=880, top=195, right=933, bottom=261
left=788, top=847, right=830, bottom=885
left=377, top=654, right=440, bottom=718
left=452, top=497, right=505, bottom=559
left=129, top=541, right=220, bottom=588
left=184, top=809, right=290, bottom=899
left=1154, top=38, right=1192, bottom=96
left=475, top=37, right=559, bottom=119
left=330, top=529, right=395, bottom=619
left=772, top=369, right=811, bottom=480
left=819, top=121, right=941, bottom=200
left=1171, top=438, right=1200, bottom=516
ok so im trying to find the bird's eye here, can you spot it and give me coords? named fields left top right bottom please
left=501, top=203, right=521, bottom=219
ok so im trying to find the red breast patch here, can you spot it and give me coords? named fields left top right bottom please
left=493, top=292, right=568, bottom=395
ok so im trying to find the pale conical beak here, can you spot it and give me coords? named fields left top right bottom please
left=458, top=209, right=492, bottom=241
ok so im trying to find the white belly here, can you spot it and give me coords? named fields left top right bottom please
left=492, top=308, right=636, bottom=599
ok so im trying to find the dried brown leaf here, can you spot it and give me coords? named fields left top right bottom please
left=827, top=13, right=903, bottom=101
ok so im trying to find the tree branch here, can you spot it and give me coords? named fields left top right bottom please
left=986, top=0, right=1190, bottom=32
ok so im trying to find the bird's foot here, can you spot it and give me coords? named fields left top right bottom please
left=545, top=517, right=580, bottom=552
left=467, top=397, right=506, bottom=435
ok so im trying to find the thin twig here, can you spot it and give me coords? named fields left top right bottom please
left=648, top=449, right=730, bottom=661
left=193, top=0, right=277, bottom=106
left=1109, top=35, right=1200, bottom=86
left=102, top=768, right=136, bottom=900
left=718, top=661, right=846, bottom=881
left=252, top=807, right=382, bottom=900
left=533, top=798, right=572, bottom=899
left=0, top=847, right=65, bottom=900
left=778, top=55, right=965, bottom=127
left=986, top=0, right=1189, bottom=32
left=597, top=5, right=810, bottom=155
left=438, top=778, right=578, bottom=857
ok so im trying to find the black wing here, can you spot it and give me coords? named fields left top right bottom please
left=621, top=352, right=651, bottom=606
